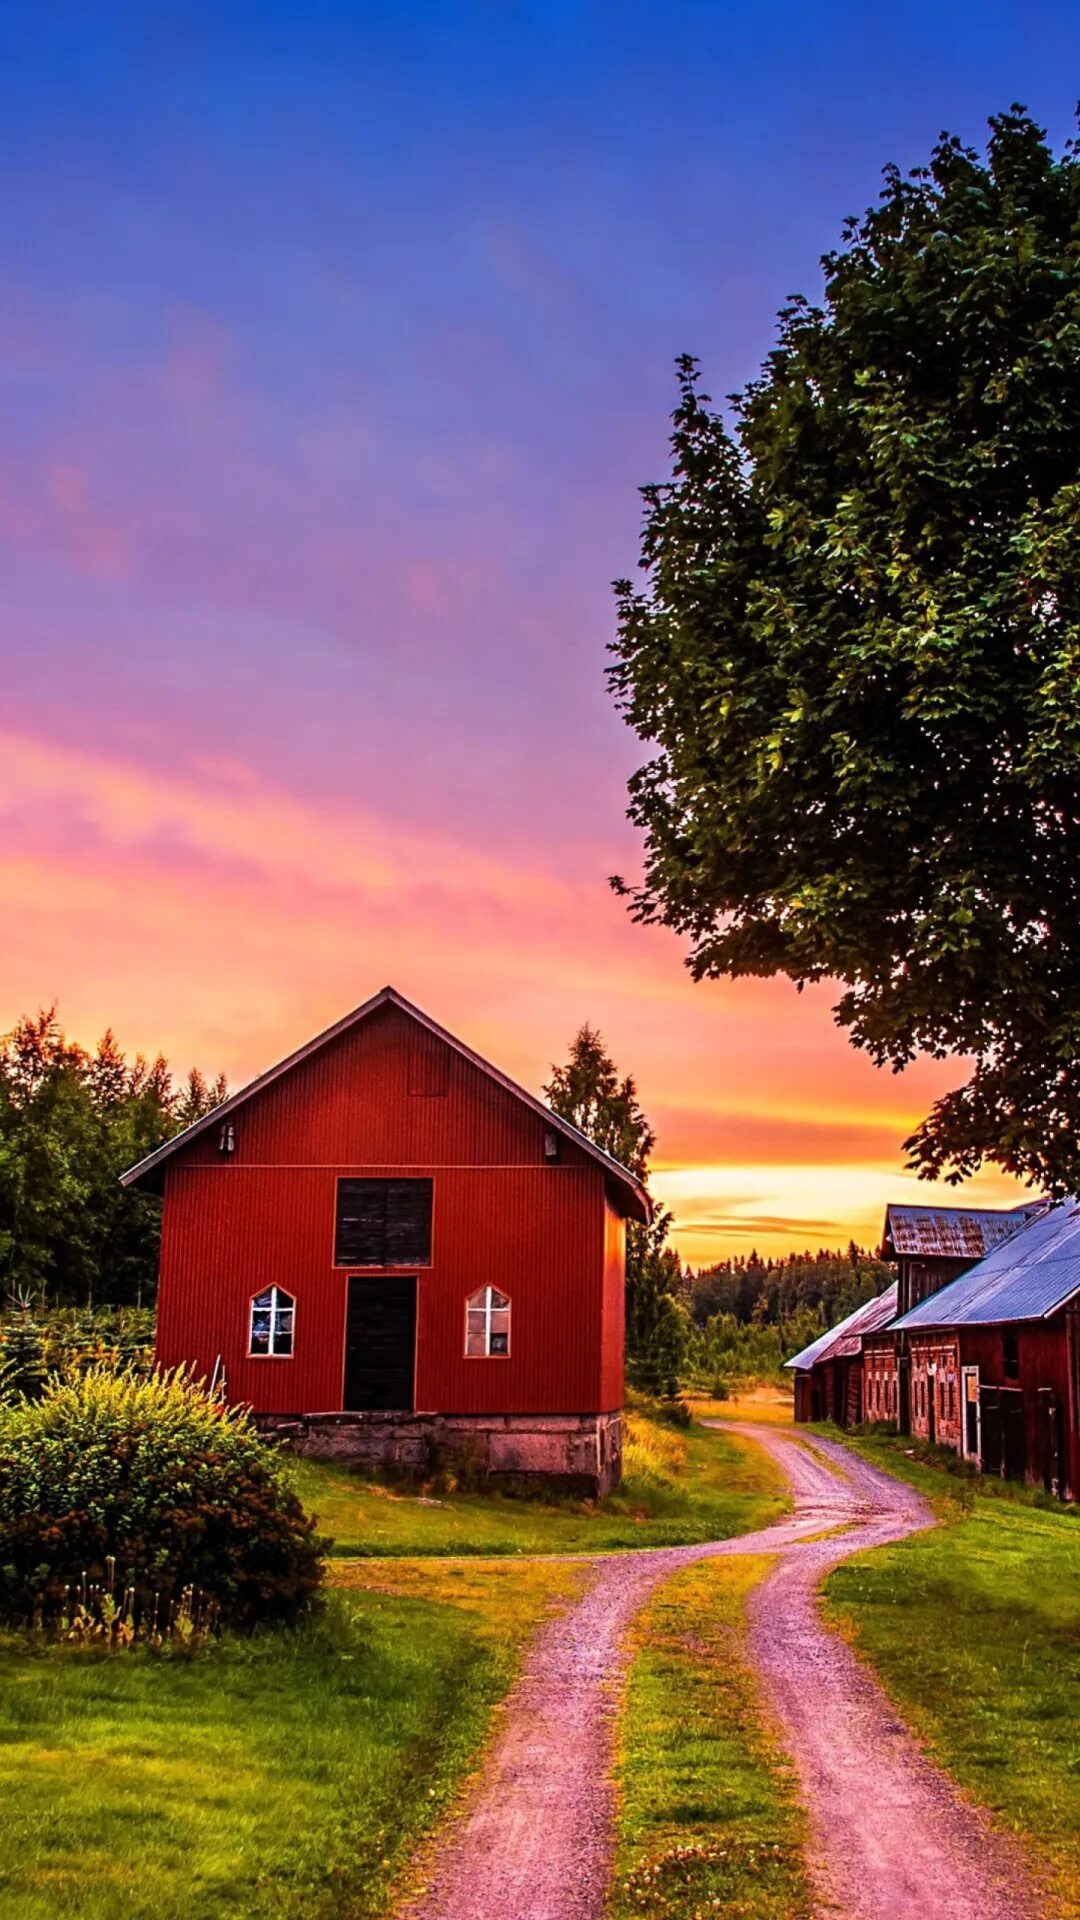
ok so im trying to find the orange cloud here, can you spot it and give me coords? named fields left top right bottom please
left=2, top=726, right=1033, bottom=1259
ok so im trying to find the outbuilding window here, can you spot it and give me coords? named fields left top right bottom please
left=249, top=1286, right=295, bottom=1357
left=466, top=1286, right=510, bottom=1357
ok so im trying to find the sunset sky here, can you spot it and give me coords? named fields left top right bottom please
left=4, top=3, right=1077, bottom=1262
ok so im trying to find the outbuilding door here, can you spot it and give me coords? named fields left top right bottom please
left=1038, top=1387, right=1063, bottom=1498
left=344, top=1275, right=416, bottom=1411
left=979, top=1385, right=1026, bottom=1481
left=962, top=1367, right=980, bottom=1460
left=897, top=1351, right=911, bottom=1434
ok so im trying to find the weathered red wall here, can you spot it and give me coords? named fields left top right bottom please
left=599, top=1197, right=626, bottom=1411
left=960, top=1319, right=1076, bottom=1497
left=862, top=1334, right=897, bottom=1424
left=908, top=1331, right=962, bottom=1450
left=155, top=1002, right=622, bottom=1415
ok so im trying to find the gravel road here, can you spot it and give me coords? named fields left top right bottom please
left=401, top=1423, right=1039, bottom=1920
left=743, top=1426, right=1040, bottom=1920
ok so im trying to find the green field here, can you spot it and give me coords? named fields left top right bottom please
left=612, top=1554, right=812, bottom=1920
left=824, top=1431, right=1080, bottom=1918
left=0, top=1410, right=785, bottom=1920
left=0, top=1567, right=577, bottom=1920
left=290, top=1412, right=789, bottom=1557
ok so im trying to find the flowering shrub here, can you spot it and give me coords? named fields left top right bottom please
left=0, top=1367, right=324, bottom=1629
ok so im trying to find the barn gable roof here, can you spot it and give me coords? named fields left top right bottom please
left=892, top=1198, right=1079, bottom=1331
left=119, top=986, right=652, bottom=1222
left=785, top=1282, right=899, bottom=1373
left=881, top=1201, right=1042, bottom=1263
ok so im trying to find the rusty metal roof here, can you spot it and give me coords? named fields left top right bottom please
left=882, top=1202, right=1041, bottom=1261
left=893, top=1200, right=1080, bottom=1330
left=786, top=1281, right=899, bottom=1372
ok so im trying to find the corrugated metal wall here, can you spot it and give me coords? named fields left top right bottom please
left=599, top=1196, right=626, bottom=1409
left=156, top=1002, right=623, bottom=1415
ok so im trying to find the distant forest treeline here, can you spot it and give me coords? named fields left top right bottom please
left=687, top=1244, right=893, bottom=1330
left=683, top=1246, right=895, bottom=1389
left=0, top=1010, right=226, bottom=1306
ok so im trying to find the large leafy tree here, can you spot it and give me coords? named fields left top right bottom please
left=611, top=108, right=1080, bottom=1193
left=546, top=1025, right=688, bottom=1394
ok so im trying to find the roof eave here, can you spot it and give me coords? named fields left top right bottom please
left=119, top=986, right=653, bottom=1222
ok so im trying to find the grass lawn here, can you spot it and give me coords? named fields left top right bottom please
left=0, top=1412, right=788, bottom=1919
left=290, top=1411, right=790, bottom=1557
left=823, top=1429, right=1080, bottom=1918
left=0, top=1565, right=576, bottom=1920
left=612, top=1555, right=812, bottom=1920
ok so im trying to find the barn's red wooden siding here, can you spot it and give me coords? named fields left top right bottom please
left=958, top=1317, right=1078, bottom=1499
left=599, top=1197, right=626, bottom=1410
left=155, top=1002, right=624, bottom=1415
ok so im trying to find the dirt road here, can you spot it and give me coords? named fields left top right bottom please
left=402, top=1424, right=1038, bottom=1920
left=742, top=1427, right=1038, bottom=1920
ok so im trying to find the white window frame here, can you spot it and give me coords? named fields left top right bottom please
left=961, top=1365, right=981, bottom=1462
left=465, top=1286, right=511, bottom=1359
left=248, top=1285, right=296, bottom=1359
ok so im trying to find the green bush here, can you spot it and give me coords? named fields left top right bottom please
left=0, top=1367, right=324, bottom=1629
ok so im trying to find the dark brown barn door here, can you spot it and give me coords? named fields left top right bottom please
left=980, top=1385, right=1026, bottom=1481
left=1001, top=1387, right=1026, bottom=1480
left=980, top=1387, right=1003, bottom=1475
left=344, top=1276, right=416, bottom=1411
left=1039, top=1388, right=1063, bottom=1497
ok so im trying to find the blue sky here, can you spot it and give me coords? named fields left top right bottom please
left=2, top=2, right=1075, bottom=1251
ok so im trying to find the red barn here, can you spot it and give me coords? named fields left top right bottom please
left=786, top=1283, right=899, bottom=1426
left=121, top=987, right=649, bottom=1495
left=892, top=1198, right=1080, bottom=1499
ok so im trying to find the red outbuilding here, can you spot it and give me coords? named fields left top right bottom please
left=121, top=987, right=649, bottom=1495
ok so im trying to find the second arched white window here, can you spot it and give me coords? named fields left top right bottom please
left=466, top=1286, right=510, bottom=1357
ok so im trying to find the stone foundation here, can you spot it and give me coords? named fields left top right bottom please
left=254, top=1408, right=624, bottom=1497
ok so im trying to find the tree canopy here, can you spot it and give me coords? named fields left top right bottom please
left=611, top=108, right=1080, bottom=1193
left=0, top=1009, right=226, bottom=1306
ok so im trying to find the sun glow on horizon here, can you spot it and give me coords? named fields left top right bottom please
left=0, top=715, right=1032, bottom=1262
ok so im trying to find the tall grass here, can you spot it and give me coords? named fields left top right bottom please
left=622, top=1412, right=687, bottom=1487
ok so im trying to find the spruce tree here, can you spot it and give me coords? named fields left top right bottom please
left=546, top=1026, right=688, bottom=1395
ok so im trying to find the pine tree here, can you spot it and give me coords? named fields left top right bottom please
left=546, top=1026, right=687, bottom=1395
left=2, top=1300, right=45, bottom=1399
left=0, top=1010, right=227, bottom=1306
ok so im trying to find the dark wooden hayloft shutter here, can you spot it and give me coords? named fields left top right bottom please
left=335, top=1178, right=433, bottom=1266
left=383, top=1179, right=433, bottom=1264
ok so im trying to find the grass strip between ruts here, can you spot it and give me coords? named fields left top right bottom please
left=612, top=1553, right=812, bottom=1920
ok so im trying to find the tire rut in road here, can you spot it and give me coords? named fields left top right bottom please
left=741, top=1426, right=1040, bottom=1920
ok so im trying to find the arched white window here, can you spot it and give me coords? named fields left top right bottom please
left=249, top=1286, right=295, bottom=1357
left=465, top=1286, right=510, bottom=1358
